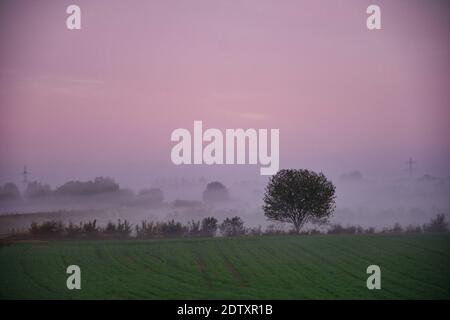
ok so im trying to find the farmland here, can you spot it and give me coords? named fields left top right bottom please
left=0, top=234, right=449, bottom=299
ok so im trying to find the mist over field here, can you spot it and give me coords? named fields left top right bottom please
left=1, top=170, right=449, bottom=234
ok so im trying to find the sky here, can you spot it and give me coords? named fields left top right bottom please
left=0, top=0, right=449, bottom=189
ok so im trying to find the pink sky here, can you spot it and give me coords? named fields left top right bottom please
left=0, top=0, right=449, bottom=188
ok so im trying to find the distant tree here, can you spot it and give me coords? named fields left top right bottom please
left=202, top=181, right=229, bottom=203
left=173, top=200, right=202, bottom=208
left=327, top=224, right=357, bottom=235
left=65, top=222, right=83, bottom=238
left=264, top=224, right=285, bottom=235
left=160, top=219, right=186, bottom=238
left=392, top=222, right=403, bottom=233
left=327, top=224, right=345, bottom=234
left=365, top=227, right=376, bottom=234
left=220, top=216, right=245, bottom=237
left=0, top=182, right=21, bottom=201
left=117, top=188, right=135, bottom=198
left=405, top=224, right=422, bottom=234
left=263, top=169, right=336, bottom=233
left=339, top=170, right=363, bottom=182
left=135, top=220, right=159, bottom=239
left=423, top=214, right=448, bottom=233
left=137, top=188, right=164, bottom=205
left=247, top=226, right=262, bottom=236
left=187, top=220, right=201, bottom=237
left=139, top=188, right=163, bottom=200
left=30, top=221, right=64, bottom=237
left=25, top=181, right=52, bottom=198
left=103, top=219, right=132, bottom=238
left=81, top=219, right=100, bottom=237
left=55, top=177, right=119, bottom=196
left=201, top=217, right=218, bottom=237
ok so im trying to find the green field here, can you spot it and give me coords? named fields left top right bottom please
left=1, top=234, right=449, bottom=299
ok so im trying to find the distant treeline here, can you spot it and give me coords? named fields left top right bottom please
left=1, top=177, right=146, bottom=200
left=6, top=214, right=448, bottom=240
left=0, top=177, right=230, bottom=205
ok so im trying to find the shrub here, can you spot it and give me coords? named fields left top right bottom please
left=135, top=220, right=159, bottom=239
left=65, top=222, right=83, bottom=238
left=365, top=227, right=376, bottom=234
left=103, top=219, right=132, bottom=238
left=187, top=220, right=202, bottom=237
left=423, top=214, right=448, bottom=233
left=220, top=216, right=245, bottom=237
left=392, top=223, right=403, bottom=233
left=264, top=224, right=286, bottom=236
left=160, top=220, right=187, bottom=238
left=307, top=228, right=322, bottom=235
left=327, top=224, right=357, bottom=235
left=81, top=220, right=100, bottom=237
left=30, top=221, right=64, bottom=237
left=405, top=225, right=422, bottom=233
left=247, top=226, right=263, bottom=236
left=200, top=217, right=218, bottom=237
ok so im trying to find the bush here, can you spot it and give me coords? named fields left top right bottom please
left=187, top=220, right=202, bottom=237
left=160, top=220, right=187, bottom=238
left=423, top=214, right=448, bottom=233
left=300, top=228, right=321, bottom=235
left=264, top=224, right=286, bottom=236
left=365, top=227, right=376, bottom=234
left=220, top=216, right=245, bottom=237
left=135, top=221, right=159, bottom=239
left=200, top=217, right=218, bottom=237
left=65, top=222, right=83, bottom=238
left=327, top=224, right=357, bottom=235
left=392, top=223, right=403, bottom=233
left=247, top=226, right=262, bottom=236
left=405, top=225, right=422, bottom=233
left=30, top=221, right=64, bottom=237
left=103, top=219, right=132, bottom=238
left=81, top=220, right=100, bottom=237
left=24, top=216, right=441, bottom=240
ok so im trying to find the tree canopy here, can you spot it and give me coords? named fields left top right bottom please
left=263, top=169, right=336, bottom=233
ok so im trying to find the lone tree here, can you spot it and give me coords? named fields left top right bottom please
left=263, top=169, right=336, bottom=233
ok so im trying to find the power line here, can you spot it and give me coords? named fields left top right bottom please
left=22, top=165, right=28, bottom=186
left=405, top=157, right=415, bottom=178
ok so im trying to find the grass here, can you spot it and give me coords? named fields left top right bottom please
left=0, top=234, right=449, bottom=299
